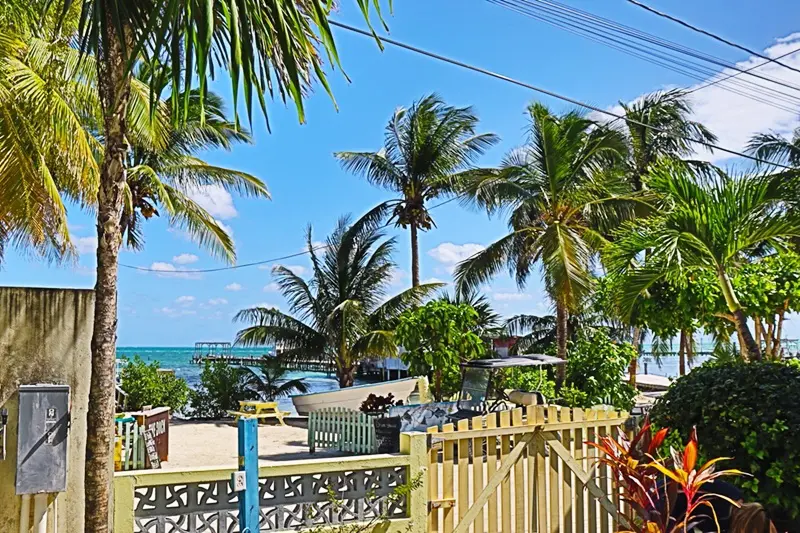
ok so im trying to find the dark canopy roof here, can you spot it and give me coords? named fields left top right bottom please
left=463, top=354, right=565, bottom=369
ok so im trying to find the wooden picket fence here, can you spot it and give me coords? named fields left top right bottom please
left=308, top=407, right=377, bottom=454
left=116, top=416, right=146, bottom=471
left=427, top=406, right=629, bottom=533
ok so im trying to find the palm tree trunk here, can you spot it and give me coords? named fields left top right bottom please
left=555, top=301, right=568, bottom=383
left=410, top=221, right=420, bottom=287
left=717, top=267, right=761, bottom=361
left=629, top=327, right=641, bottom=386
left=678, top=330, right=687, bottom=376
left=85, top=20, right=132, bottom=533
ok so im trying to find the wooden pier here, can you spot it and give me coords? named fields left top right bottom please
left=191, top=353, right=336, bottom=374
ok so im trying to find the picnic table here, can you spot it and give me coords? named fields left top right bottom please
left=227, top=400, right=290, bottom=426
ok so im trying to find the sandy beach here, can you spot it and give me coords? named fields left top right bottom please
left=163, top=419, right=345, bottom=469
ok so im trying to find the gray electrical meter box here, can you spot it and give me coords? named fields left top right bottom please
left=15, top=384, right=70, bottom=495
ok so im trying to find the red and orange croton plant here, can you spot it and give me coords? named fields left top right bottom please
left=588, top=417, right=745, bottom=533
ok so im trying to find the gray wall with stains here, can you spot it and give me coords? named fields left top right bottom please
left=0, top=286, right=94, bottom=532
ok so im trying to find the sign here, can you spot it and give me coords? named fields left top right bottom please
left=143, top=429, right=161, bottom=469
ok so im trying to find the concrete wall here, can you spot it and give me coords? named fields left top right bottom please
left=0, top=287, right=94, bottom=533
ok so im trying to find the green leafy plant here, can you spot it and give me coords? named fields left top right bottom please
left=500, top=367, right=557, bottom=399
left=243, top=356, right=308, bottom=401
left=564, top=328, right=637, bottom=410
left=188, top=361, right=253, bottom=419
left=396, top=301, right=486, bottom=401
left=119, top=356, right=189, bottom=412
left=360, top=393, right=396, bottom=416
left=650, top=362, right=800, bottom=527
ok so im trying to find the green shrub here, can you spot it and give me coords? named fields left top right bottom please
left=500, top=367, right=557, bottom=400
left=650, top=362, right=800, bottom=526
left=563, top=328, right=636, bottom=410
left=119, top=356, right=189, bottom=412
left=188, top=361, right=254, bottom=418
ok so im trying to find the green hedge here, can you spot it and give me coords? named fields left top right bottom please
left=650, top=362, right=800, bottom=527
left=119, top=356, right=189, bottom=412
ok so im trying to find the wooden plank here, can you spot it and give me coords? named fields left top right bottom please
left=452, top=431, right=536, bottom=533
left=458, top=419, right=470, bottom=524
left=471, top=415, right=486, bottom=533
left=433, top=420, right=604, bottom=440
left=443, top=423, right=456, bottom=533
left=499, top=410, right=512, bottom=533
left=428, top=426, right=440, bottom=533
left=540, top=431, right=631, bottom=530
left=534, top=406, right=547, bottom=533
left=585, top=409, right=599, bottom=533
left=525, top=406, right=535, bottom=533
left=560, top=408, right=573, bottom=533
left=573, top=408, right=586, bottom=533
left=486, top=413, right=498, bottom=533
left=512, top=408, right=525, bottom=533
left=596, top=410, right=611, bottom=533
left=547, top=406, right=560, bottom=533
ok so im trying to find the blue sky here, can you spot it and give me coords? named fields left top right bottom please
left=3, top=0, right=800, bottom=345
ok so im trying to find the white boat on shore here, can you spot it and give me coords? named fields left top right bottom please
left=291, top=377, right=423, bottom=416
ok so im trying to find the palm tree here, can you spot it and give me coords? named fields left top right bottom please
left=335, top=94, right=499, bottom=286
left=455, top=103, right=628, bottom=376
left=244, top=356, right=309, bottom=401
left=38, top=2, right=389, bottom=530
left=747, top=126, right=800, bottom=168
left=439, top=288, right=500, bottom=334
left=122, top=83, right=269, bottom=260
left=234, top=209, right=443, bottom=387
left=619, top=89, right=717, bottom=191
left=607, top=160, right=800, bottom=362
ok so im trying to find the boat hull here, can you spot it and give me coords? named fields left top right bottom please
left=291, top=377, right=422, bottom=416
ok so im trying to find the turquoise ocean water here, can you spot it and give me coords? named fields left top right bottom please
left=116, top=346, right=348, bottom=415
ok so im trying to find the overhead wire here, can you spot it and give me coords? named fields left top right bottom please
left=119, top=197, right=461, bottom=274
left=686, top=46, right=800, bottom=95
left=625, top=0, right=800, bottom=77
left=488, top=0, right=800, bottom=112
left=122, top=18, right=799, bottom=275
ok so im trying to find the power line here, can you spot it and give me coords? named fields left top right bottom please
left=329, top=20, right=795, bottom=169
left=119, top=197, right=461, bottom=274
left=686, top=46, right=800, bottom=95
left=625, top=0, right=800, bottom=77
left=489, top=0, right=800, bottom=111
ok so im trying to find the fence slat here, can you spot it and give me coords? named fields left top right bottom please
left=560, top=408, right=574, bottom=533
left=511, top=408, right=525, bottom=533
left=458, top=419, right=470, bottom=525
left=585, top=408, right=599, bottom=533
left=486, top=413, right=498, bottom=533
left=443, top=423, right=456, bottom=533
left=429, top=426, right=440, bottom=533
left=471, top=415, right=485, bottom=533
left=573, top=408, right=585, bottom=533
left=499, top=410, right=512, bottom=533
left=547, top=406, right=560, bottom=533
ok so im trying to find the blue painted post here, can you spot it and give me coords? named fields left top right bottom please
left=238, top=418, right=260, bottom=532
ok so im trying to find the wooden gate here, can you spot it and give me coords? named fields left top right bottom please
left=426, top=406, right=629, bottom=533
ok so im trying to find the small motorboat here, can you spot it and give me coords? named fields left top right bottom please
left=291, top=377, right=423, bottom=416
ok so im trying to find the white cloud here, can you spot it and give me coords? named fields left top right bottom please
left=421, top=277, right=447, bottom=285
left=175, top=295, right=195, bottom=305
left=149, top=262, right=202, bottom=280
left=611, top=33, right=800, bottom=165
left=208, top=298, right=228, bottom=306
left=252, top=302, right=281, bottom=311
left=428, top=243, right=485, bottom=265
left=264, top=282, right=281, bottom=292
left=215, top=219, right=234, bottom=238
left=156, top=306, right=197, bottom=318
left=186, top=184, right=238, bottom=219
left=74, top=236, right=97, bottom=255
left=389, top=269, right=409, bottom=287
left=274, top=264, right=307, bottom=276
left=493, top=292, right=533, bottom=302
left=173, top=253, right=199, bottom=265
left=225, top=283, right=243, bottom=291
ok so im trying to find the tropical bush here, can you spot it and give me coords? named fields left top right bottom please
left=243, top=356, right=308, bottom=401
left=119, top=356, right=189, bottom=412
left=188, top=361, right=253, bottom=419
left=650, top=362, right=800, bottom=526
left=396, top=301, right=486, bottom=401
left=563, top=328, right=636, bottom=410
left=501, top=367, right=557, bottom=400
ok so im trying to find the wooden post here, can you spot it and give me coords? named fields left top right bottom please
left=112, top=475, right=136, bottom=533
left=238, top=418, right=260, bottom=532
left=401, top=431, right=429, bottom=533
